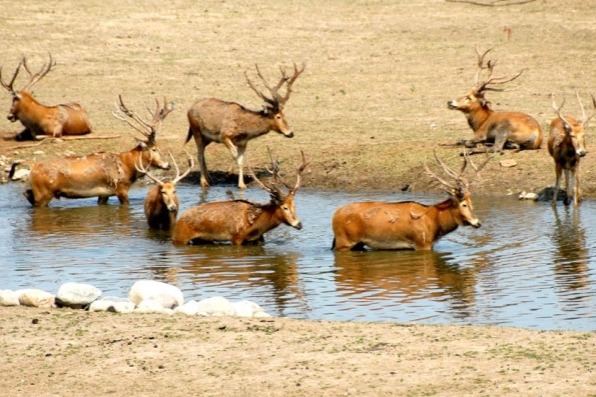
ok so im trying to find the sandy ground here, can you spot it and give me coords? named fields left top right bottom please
left=1, top=1, right=595, bottom=396
left=1, top=306, right=594, bottom=397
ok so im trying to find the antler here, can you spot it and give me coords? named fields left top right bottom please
left=245, top=63, right=305, bottom=110
left=20, top=54, right=56, bottom=92
left=551, top=93, right=572, bottom=133
left=0, top=59, right=23, bottom=94
left=288, top=150, right=310, bottom=196
left=136, top=150, right=193, bottom=185
left=113, top=94, right=174, bottom=142
left=474, top=46, right=524, bottom=93
left=424, top=151, right=491, bottom=198
left=576, top=89, right=596, bottom=128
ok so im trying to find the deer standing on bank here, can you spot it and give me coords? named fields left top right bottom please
left=172, top=151, right=308, bottom=245
left=24, top=95, right=172, bottom=207
left=447, top=47, right=542, bottom=154
left=332, top=152, right=489, bottom=251
left=548, top=92, right=596, bottom=206
left=185, top=63, right=305, bottom=189
left=0, top=54, right=92, bottom=141
left=136, top=152, right=194, bottom=230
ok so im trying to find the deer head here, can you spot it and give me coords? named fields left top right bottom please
left=249, top=149, right=309, bottom=229
left=448, top=47, right=524, bottom=112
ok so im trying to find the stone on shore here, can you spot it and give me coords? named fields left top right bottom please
left=128, top=280, right=184, bottom=309
left=55, top=282, right=102, bottom=309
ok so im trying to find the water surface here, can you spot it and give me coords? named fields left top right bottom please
left=1, top=182, right=594, bottom=331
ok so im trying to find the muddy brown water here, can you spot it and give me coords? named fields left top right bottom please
left=1, top=182, right=594, bottom=331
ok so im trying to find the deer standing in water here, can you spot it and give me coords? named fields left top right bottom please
left=185, top=63, right=305, bottom=189
left=332, top=152, right=489, bottom=251
left=136, top=152, right=194, bottom=230
left=447, top=47, right=542, bottom=154
left=548, top=92, right=596, bottom=206
left=24, top=95, right=171, bottom=207
left=173, top=151, right=309, bottom=245
left=0, top=54, right=92, bottom=141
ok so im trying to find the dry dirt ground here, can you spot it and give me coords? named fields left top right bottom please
left=0, top=1, right=595, bottom=396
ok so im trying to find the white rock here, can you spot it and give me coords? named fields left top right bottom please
left=129, top=280, right=184, bottom=309
left=0, top=290, right=20, bottom=306
left=17, top=289, right=55, bottom=308
left=89, top=297, right=135, bottom=313
left=232, top=300, right=271, bottom=318
left=56, top=282, right=102, bottom=308
left=10, top=168, right=30, bottom=181
left=134, top=299, right=174, bottom=314
left=195, top=296, right=235, bottom=317
left=174, top=300, right=202, bottom=316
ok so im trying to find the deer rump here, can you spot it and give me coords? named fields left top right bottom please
left=27, top=153, right=131, bottom=200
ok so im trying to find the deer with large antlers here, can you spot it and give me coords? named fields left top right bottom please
left=447, top=47, right=542, bottom=154
left=136, top=151, right=194, bottom=230
left=0, top=54, right=92, bottom=141
left=332, top=152, right=490, bottom=251
left=185, top=63, right=305, bottom=189
left=172, top=150, right=308, bottom=245
left=23, top=95, right=172, bottom=207
left=548, top=91, right=596, bottom=206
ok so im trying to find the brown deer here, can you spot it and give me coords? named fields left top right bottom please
left=447, top=47, right=542, bottom=154
left=24, top=95, right=172, bottom=207
left=0, top=54, right=92, bottom=141
left=136, top=151, right=194, bottom=230
left=332, top=152, right=489, bottom=251
left=548, top=92, right=596, bottom=206
left=172, top=151, right=309, bottom=245
left=185, top=63, right=305, bottom=189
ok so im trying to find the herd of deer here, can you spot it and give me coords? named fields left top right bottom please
left=2, top=48, right=595, bottom=252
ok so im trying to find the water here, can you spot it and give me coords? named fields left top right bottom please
left=1, top=182, right=595, bottom=331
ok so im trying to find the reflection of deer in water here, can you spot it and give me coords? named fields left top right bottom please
left=333, top=250, right=478, bottom=312
left=552, top=207, right=589, bottom=292
left=148, top=248, right=306, bottom=315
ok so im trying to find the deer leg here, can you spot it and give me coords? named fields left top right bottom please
left=563, top=169, right=571, bottom=206
left=189, top=127, right=211, bottom=187
left=98, top=196, right=109, bottom=205
left=575, top=166, right=581, bottom=206
left=552, top=165, right=562, bottom=205
left=236, top=144, right=247, bottom=189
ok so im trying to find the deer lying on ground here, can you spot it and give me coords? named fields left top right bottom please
left=332, top=152, right=489, bottom=251
left=24, top=95, right=172, bottom=207
left=447, top=47, right=542, bottom=154
left=172, top=151, right=308, bottom=245
left=185, top=63, right=305, bottom=189
left=136, top=152, right=194, bottom=230
left=548, top=92, right=596, bottom=206
left=0, top=54, right=92, bottom=141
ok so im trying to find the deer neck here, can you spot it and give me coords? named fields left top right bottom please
left=248, top=202, right=283, bottom=236
left=118, top=146, right=145, bottom=183
left=13, top=91, right=47, bottom=126
left=466, top=106, right=493, bottom=132
left=238, top=110, right=277, bottom=137
left=434, top=198, right=461, bottom=238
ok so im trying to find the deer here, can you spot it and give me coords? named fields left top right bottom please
left=331, top=152, right=490, bottom=251
left=24, top=95, right=172, bottom=207
left=135, top=151, right=194, bottom=230
left=185, top=63, right=305, bottom=189
left=172, top=150, right=309, bottom=245
left=0, top=54, right=92, bottom=141
left=548, top=91, right=596, bottom=206
left=447, top=47, right=543, bottom=154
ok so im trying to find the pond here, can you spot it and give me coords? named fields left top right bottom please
left=1, top=182, right=594, bottom=331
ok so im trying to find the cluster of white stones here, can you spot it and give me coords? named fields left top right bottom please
left=0, top=280, right=271, bottom=318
